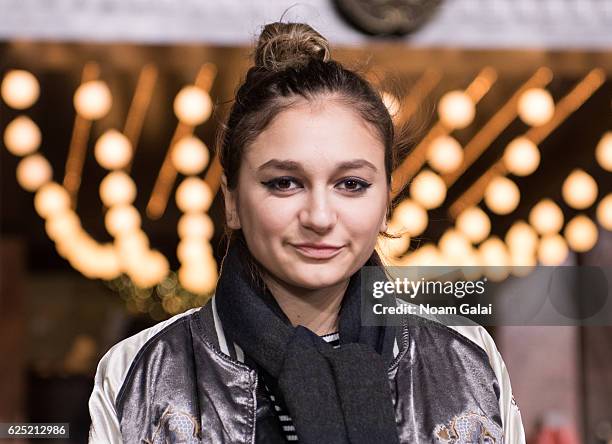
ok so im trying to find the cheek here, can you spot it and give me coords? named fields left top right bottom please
left=238, top=193, right=299, bottom=236
left=339, top=191, right=388, bottom=236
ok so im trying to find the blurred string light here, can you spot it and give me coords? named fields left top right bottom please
left=529, top=198, right=564, bottom=235
left=443, top=67, right=553, bottom=188
left=410, top=169, right=447, bottom=209
left=426, top=135, right=464, bottom=174
left=389, top=198, right=428, bottom=237
left=456, top=206, right=490, bottom=243
left=503, top=137, right=540, bottom=176
left=596, top=194, right=612, bottom=230
left=564, top=214, right=598, bottom=253
left=484, top=176, right=520, bottom=215
left=73, top=80, right=112, bottom=120
left=478, top=236, right=510, bottom=281
left=64, top=63, right=105, bottom=205
left=505, top=220, right=539, bottom=256
left=3, top=116, right=41, bottom=156
left=94, top=130, right=133, bottom=170
left=377, top=232, right=411, bottom=261
left=562, top=169, right=598, bottom=209
left=449, top=68, right=605, bottom=219
left=0, top=66, right=219, bottom=314
left=1, top=69, right=40, bottom=109
left=438, top=228, right=472, bottom=264
left=147, top=63, right=217, bottom=220
left=517, top=87, right=555, bottom=126
left=171, top=136, right=210, bottom=175
left=173, top=85, right=213, bottom=126
left=438, top=90, right=475, bottom=130
left=505, top=220, right=538, bottom=273
left=99, top=171, right=137, bottom=207
left=400, top=243, right=441, bottom=267
left=16, top=154, right=52, bottom=191
left=537, top=233, right=569, bottom=265
left=392, top=70, right=605, bottom=280
left=595, top=131, right=612, bottom=171
left=392, top=67, right=497, bottom=199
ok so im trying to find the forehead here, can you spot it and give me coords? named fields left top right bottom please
left=244, top=100, right=385, bottom=170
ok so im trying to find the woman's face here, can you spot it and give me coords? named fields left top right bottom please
left=221, top=99, right=389, bottom=290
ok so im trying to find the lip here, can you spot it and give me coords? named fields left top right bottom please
left=292, top=244, right=344, bottom=259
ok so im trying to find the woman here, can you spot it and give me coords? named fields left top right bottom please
left=88, top=22, right=525, bottom=443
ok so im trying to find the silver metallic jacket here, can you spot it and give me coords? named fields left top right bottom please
left=88, top=296, right=526, bottom=443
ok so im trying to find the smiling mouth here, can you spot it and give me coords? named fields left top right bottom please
left=292, top=245, right=344, bottom=260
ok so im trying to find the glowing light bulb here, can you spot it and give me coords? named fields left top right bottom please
left=16, top=154, right=52, bottom=191
left=456, top=206, right=490, bottom=243
left=1, top=70, right=40, bottom=109
left=595, top=131, right=612, bottom=172
left=390, top=199, right=428, bottom=237
left=45, top=210, right=81, bottom=241
left=177, top=238, right=213, bottom=264
left=439, top=229, right=471, bottom=263
left=74, top=80, right=112, bottom=120
left=538, top=234, right=568, bottom=265
left=173, top=86, right=212, bottom=126
left=378, top=233, right=411, bottom=258
left=105, top=205, right=141, bottom=236
left=478, top=236, right=510, bottom=281
left=427, top=136, right=463, bottom=174
left=503, top=137, right=540, bottom=176
left=34, top=182, right=71, bottom=218
left=178, top=213, right=215, bottom=240
left=99, top=171, right=137, bottom=207
left=564, top=214, right=598, bottom=253
left=130, top=250, right=170, bottom=289
left=178, top=261, right=217, bottom=295
left=94, top=129, right=132, bottom=170
left=505, top=220, right=538, bottom=254
left=4, top=116, right=41, bottom=156
left=402, top=243, right=441, bottom=267
left=517, top=88, right=554, bottom=126
left=529, top=199, right=564, bottom=235
left=175, top=177, right=213, bottom=213
left=484, top=176, right=520, bottom=215
left=596, top=194, right=612, bottom=230
left=562, top=169, right=597, bottom=209
left=171, top=136, right=210, bottom=175
left=410, top=169, right=447, bottom=210
left=438, top=90, right=475, bottom=130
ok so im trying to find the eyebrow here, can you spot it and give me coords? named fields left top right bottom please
left=256, top=158, right=378, bottom=173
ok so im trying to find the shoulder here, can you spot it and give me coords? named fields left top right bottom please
left=394, top=297, right=526, bottom=443
left=96, top=306, right=202, bottom=402
left=88, top=306, right=204, bottom=443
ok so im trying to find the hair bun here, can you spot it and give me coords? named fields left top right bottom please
left=254, top=22, right=331, bottom=72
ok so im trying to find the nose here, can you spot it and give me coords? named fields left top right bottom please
left=298, top=187, right=337, bottom=233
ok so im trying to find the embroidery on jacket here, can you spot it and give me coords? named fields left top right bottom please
left=434, top=411, right=503, bottom=444
left=146, top=405, right=201, bottom=444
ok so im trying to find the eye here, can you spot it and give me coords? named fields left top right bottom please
left=261, top=176, right=302, bottom=192
left=337, top=177, right=372, bottom=193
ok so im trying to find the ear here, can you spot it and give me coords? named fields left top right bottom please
left=220, top=173, right=241, bottom=230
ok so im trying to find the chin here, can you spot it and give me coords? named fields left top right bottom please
left=288, top=266, right=348, bottom=290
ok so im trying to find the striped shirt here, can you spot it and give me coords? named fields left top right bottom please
left=262, top=331, right=340, bottom=442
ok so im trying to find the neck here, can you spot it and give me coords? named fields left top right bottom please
left=261, top=271, right=349, bottom=336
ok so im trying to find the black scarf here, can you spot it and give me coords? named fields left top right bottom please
left=215, top=238, right=401, bottom=444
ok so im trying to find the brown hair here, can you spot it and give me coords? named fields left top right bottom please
left=216, top=22, right=410, bottom=287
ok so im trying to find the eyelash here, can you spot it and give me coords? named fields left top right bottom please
left=261, top=176, right=372, bottom=194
